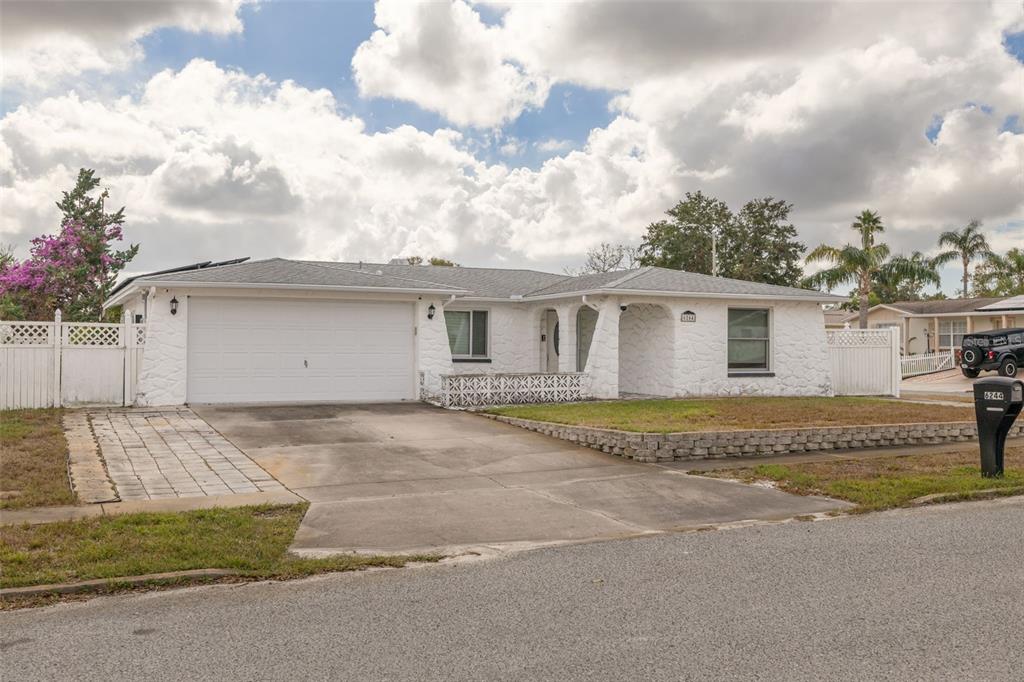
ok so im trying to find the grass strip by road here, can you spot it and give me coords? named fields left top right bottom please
left=0, top=409, right=76, bottom=510
left=699, top=445, right=1024, bottom=513
left=487, top=397, right=973, bottom=433
left=0, top=503, right=438, bottom=592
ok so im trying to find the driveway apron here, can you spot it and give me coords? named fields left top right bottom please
left=194, top=403, right=851, bottom=554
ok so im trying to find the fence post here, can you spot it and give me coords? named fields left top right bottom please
left=891, top=327, right=901, bottom=398
left=122, top=309, right=131, bottom=407
left=52, top=309, right=62, bottom=408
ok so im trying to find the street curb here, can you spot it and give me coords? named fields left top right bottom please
left=908, top=486, right=1024, bottom=507
left=0, top=569, right=238, bottom=599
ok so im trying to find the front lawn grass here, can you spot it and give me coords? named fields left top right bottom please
left=701, top=445, right=1024, bottom=512
left=0, top=503, right=438, bottom=590
left=0, top=409, right=76, bottom=509
left=487, top=397, right=973, bottom=433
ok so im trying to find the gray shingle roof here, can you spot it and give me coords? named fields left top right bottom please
left=126, top=259, right=839, bottom=302
left=861, top=297, right=1010, bottom=316
left=300, top=261, right=566, bottom=298
left=138, top=258, right=466, bottom=292
left=525, top=270, right=637, bottom=297
left=597, top=266, right=839, bottom=300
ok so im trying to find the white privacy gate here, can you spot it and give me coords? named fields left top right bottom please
left=0, top=310, right=146, bottom=409
left=826, top=328, right=900, bottom=397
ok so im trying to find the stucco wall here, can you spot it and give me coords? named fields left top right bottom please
left=416, top=296, right=452, bottom=397
left=136, top=288, right=188, bottom=406
left=618, top=303, right=674, bottom=396
left=581, top=298, right=621, bottom=399
left=443, top=302, right=539, bottom=376
left=659, top=297, right=830, bottom=397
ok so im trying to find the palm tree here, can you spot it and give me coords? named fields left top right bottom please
left=805, top=210, right=888, bottom=329
left=935, top=219, right=991, bottom=297
left=973, top=248, right=1024, bottom=296
left=872, top=251, right=943, bottom=302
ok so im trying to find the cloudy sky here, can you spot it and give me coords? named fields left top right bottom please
left=1, top=0, right=1022, bottom=294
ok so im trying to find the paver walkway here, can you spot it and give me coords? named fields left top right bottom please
left=89, top=408, right=286, bottom=500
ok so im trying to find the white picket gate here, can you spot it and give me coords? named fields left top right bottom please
left=0, top=310, right=146, bottom=409
left=826, top=328, right=901, bottom=397
left=900, top=350, right=956, bottom=378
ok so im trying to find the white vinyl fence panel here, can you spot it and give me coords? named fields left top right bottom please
left=901, top=350, right=956, bottom=378
left=827, top=328, right=900, bottom=397
left=0, top=310, right=146, bottom=409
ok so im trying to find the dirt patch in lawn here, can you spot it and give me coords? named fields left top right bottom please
left=699, top=444, right=1024, bottom=512
left=0, top=503, right=439, bottom=599
left=487, top=397, right=973, bottom=433
left=0, top=409, right=76, bottom=509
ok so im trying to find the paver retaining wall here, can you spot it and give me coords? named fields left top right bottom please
left=484, top=415, right=1024, bottom=463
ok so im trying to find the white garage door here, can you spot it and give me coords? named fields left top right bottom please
left=187, top=298, right=415, bottom=403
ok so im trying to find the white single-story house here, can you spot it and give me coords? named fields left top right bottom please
left=103, top=258, right=844, bottom=406
left=839, top=297, right=1021, bottom=355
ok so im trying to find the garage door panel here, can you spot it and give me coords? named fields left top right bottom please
left=187, top=298, right=415, bottom=403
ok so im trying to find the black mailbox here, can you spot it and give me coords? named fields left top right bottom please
left=973, top=376, right=1024, bottom=477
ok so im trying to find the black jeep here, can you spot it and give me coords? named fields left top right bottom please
left=958, top=328, right=1024, bottom=378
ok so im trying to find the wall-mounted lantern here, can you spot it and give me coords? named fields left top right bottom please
left=170, top=297, right=179, bottom=316
left=427, top=303, right=436, bottom=320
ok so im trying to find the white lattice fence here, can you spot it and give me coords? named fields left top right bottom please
left=441, top=372, right=584, bottom=408
left=826, top=328, right=900, bottom=397
left=0, top=311, right=146, bottom=409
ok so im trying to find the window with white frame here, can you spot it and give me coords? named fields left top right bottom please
left=938, top=319, right=967, bottom=348
left=445, top=310, right=489, bottom=359
left=727, top=308, right=771, bottom=372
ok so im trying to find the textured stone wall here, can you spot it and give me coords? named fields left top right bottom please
left=663, top=297, right=832, bottom=398
left=575, top=305, right=598, bottom=372
left=136, top=288, right=188, bottom=406
left=581, top=298, right=621, bottom=399
left=444, top=303, right=540, bottom=376
left=618, top=303, right=674, bottom=396
left=417, top=296, right=453, bottom=398
left=487, top=414, right=1023, bottom=463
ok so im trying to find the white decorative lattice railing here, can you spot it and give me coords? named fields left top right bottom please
left=901, top=350, right=956, bottom=378
left=1, top=311, right=146, bottom=409
left=440, top=372, right=584, bottom=408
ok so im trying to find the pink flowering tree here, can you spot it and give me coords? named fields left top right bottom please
left=0, top=169, right=138, bottom=321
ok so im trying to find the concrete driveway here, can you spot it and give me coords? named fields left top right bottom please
left=902, top=368, right=974, bottom=395
left=194, top=403, right=849, bottom=554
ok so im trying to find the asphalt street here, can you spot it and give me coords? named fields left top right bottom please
left=3, top=497, right=1023, bottom=681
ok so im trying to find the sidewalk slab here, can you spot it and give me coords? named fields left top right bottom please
left=0, top=491, right=304, bottom=527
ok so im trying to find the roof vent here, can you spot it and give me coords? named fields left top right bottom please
left=376, top=270, right=383, bottom=275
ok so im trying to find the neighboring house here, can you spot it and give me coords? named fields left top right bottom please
left=104, top=259, right=844, bottom=406
left=839, top=297, right=1020, bottom=355
left=823, top=309, right=850, bottom=329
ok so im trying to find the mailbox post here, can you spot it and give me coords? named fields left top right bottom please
left=972, top=377, right=1024, bottom=477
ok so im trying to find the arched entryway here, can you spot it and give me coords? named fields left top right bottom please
left=539, top=308, right=560, bottom=373
left=576, top=305, right=598, bottom=371
left=618, top=303, right=673, bottom=396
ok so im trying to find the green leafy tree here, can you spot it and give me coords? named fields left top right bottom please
left=804, top=210, right=890, bottom=329
left=934, top=219, right=991, bottom=297
left=427, top=257, right=458, bottom=267
left=637, top=191, right=731, bottom=274
left=637, top=192, right=804, bottom=285
left=718, top=197, right=804, bottom=286
left=406, top=256, right=458, bottom=266
left=973, top=248, right=1024, bottom=296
